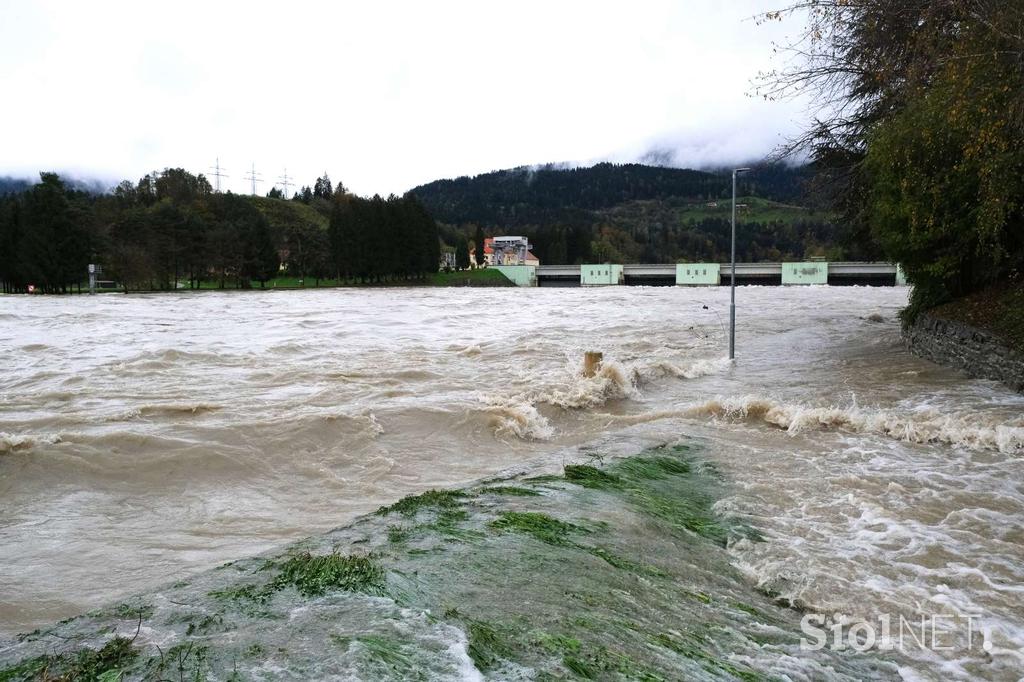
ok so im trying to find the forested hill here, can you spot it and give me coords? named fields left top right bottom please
left=1, top=175, right=108, bottom=196
left=410, top=162, right=811, bottom=227
left=0, top=177, right=32, bottom=196
left=409, top=162, right=854, bottom=265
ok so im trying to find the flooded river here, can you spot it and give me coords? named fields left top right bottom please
left=1, top=287, right=1022, bottom=679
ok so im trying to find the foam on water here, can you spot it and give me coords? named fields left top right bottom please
left=699, top=395, right=1022, bottom=452
left=478, top=353, right=642, bottom=440
left=483, top=398, right=554, bottom=440
left=2, top=286, right=1022, bottom=679
left=538, top=359, right=637, bottom=410
left=643, top=355, right=733, bottom=380
left=0, top=431, right=62, bottom=453
left=596, top=395, right=1024, bottom=454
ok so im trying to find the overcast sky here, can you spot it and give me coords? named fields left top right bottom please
left=0, top=1, right=807, bottom=196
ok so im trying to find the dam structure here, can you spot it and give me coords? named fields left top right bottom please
left=492, top=261, right=907, bottom=287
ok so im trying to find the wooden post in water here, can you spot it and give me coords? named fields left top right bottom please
left=583, top=351, right=603, bottom=377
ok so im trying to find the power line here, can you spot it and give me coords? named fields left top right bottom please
left=209, top=157, right=229, bottom=193
left=149, top=168, right=161, bottom=197
left=278, top=167, right=294, bottom=198
left=244, top=162, right=263, bottom=196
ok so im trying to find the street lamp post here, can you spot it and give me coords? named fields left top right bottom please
left=729, top=167, right=750, bottom=360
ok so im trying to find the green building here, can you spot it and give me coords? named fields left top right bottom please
left=782, top=262, right=829, bottom=285
left=676, top=263, right=720, bottom=286
left=492, top=264, right=537, bottom=287
left=581, top=264, right=623, bottom=286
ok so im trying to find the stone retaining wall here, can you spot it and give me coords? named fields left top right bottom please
left=904, top=313, right=1024, bottom=392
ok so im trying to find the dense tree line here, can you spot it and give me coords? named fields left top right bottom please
left=0, top=169, right=441, bottom=293
left=0, top=174, right=96, bottom=293
left=328, top=194, right=440, bottom=283
left=760, top=0, right=1024, bottom=317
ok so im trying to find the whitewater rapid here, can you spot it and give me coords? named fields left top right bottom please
left=1, top=286, right=1022, bottom=679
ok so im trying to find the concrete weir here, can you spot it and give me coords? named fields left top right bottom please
left=527, top=262, right=905, bottom=287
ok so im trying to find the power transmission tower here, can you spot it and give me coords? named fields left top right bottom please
left=209, top=157, right=229, bottom=193
left=150, top=169, right=162, bottom=198
left=278, top=167, right=294, bottom=198
left=244, top=162, right=263, bottom=196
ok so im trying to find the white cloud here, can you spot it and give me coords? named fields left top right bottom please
left=0, top=0, right=808, bottom=195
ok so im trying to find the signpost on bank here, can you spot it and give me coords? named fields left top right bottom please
left=88, top=264, right=102, bottom=295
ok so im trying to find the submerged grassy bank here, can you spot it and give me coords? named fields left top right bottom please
left=0, top=442, right=897, bottom=681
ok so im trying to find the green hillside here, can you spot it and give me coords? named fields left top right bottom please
left=250, top=195, right=329, bottom=231
left=590, top=195, right=841, bottom=264
left=599, top=195, right=827, bottom=227
left=410, top=163, right=851, bottom=264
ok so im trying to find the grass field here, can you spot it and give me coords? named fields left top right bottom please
left=427, top=268, right=512, bottom=286
left=600, top=195, right=831, bottom=227
left=673, top=195, right=826, bottom=223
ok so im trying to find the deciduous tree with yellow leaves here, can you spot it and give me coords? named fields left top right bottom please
left=760, top=1, right=1024, bottom=319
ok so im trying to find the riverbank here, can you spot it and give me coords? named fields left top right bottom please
left=904, top=282, right=1024, bottom=392
left=199, top=269, right=514, bottom=289
left=0, top=443, right=895, bottom=681
left=3, top=268, right=515, bottom=295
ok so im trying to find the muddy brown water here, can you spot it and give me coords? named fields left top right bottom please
left=1, top=287, right=1022, bottom=678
